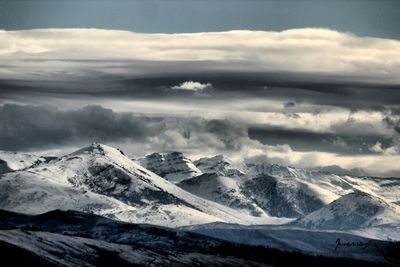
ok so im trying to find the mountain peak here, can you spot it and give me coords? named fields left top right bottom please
left=194, top=154, right=245, bottom=177
left=137, top=151, right=202, bottom=183
left=67, top=143, right=127, bottom=159
left=246, top=162, right=299, bottom=178
left=295, top=190, right=400, bottom=229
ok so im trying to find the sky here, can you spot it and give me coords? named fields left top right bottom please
left=1, top=0, right=400, bottom=39
left=0, top=1, right=400, bottom=177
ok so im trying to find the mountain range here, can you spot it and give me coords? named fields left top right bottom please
left=1, top=143, right=399, bottom=266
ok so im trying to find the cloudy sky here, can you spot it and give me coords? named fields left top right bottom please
left=1, top=0, right=400, bottom=177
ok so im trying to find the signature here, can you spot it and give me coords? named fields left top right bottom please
left=334, top=238, right=372, bottom=251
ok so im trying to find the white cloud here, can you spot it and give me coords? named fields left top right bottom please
left=171, top=81, right=211, bottom=91
left=1, top=28, right=400, bottom=81
left=369, top=142, right=384, bottom=153
left=369, top=142, right=399, bottom=155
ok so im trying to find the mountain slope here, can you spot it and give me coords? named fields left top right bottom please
left=0, top=151, right=56, bottom=174
left=178, top=170, right=340, bottom=218
left=179, top=159, right=400, bottom=222
left=178, top=173, right=268, bottom=217
left=181, top=222, right=398, bottom=263
left=0, top=143, right=282, bottom=227
left=247, top=163, right=354, bottom=197
left=241, top=174, right=328, bottom=217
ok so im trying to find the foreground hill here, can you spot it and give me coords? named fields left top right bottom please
left=0, top=209, right=396, bottom=267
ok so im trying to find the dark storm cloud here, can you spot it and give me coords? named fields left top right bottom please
left=204, top=119, right=248, bottom=150
left=248, top=125, right=392, bottom=155
left=383, top=115, right=400, bottom=135
left=0, top=104, right=161, bottom=150
left=382, top=113, right=400, bottom=152
left=0, top=104, right=252, bottom=152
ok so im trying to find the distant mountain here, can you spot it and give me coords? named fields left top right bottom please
left=179, top=161, right=400, bottom=219
left=179, top=172, right=334, bottom=218
left=314, top=165, right=367, bottom=177
left=194, top=155, right=245, bottom=177
left=246, top=163, right=354, bottom=196
left=178, top=173, right=269, bottom=217
left=179, top=162, right=351, bottom=218
left=136, top=152, right=202, bottom=183
left=241, top=174, right=329, bottom=217
left=294, top=191, right=400, bottom=229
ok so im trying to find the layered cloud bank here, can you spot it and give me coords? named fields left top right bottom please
left=1, top=28, right=399, bottom=177
left=1, top=28, right=400, bottom=80
left=1, top=104, right=400, bottom=177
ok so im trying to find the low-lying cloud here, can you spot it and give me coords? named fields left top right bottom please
left=0, top=104, right=159, bottom=150
left=1, top=104, right=400, bottom=177
left=0, top=104, right=256, bottom=154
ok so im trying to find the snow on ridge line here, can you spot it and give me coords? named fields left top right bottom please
left=0, top=142, right=290, bottom=227
left=2, top=143, right=399, bottom=228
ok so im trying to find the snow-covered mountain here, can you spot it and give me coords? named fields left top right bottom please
left=241, top=174, right=331, bottom=217
left=294, top=191, right=400, bottom=230
left=178, top=173, right=268, bottom=217
left=179, top=172, right=336, bottom=218
left=1, top=144, right=400, bottom=232
left=194, top=155, right=245, bottom=177
left=0, top=143, right=288, bottom=227
left=136, top=152, right=202, bottom=183
left=246, top=163, right=354, bottom=196
left=178, top=161, right=400, bottom=221
left=1, top=143, right=400, bottom=267
left=178, top=161, right=353, bottom=218
left=246, top=162, right=400, bottom=206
